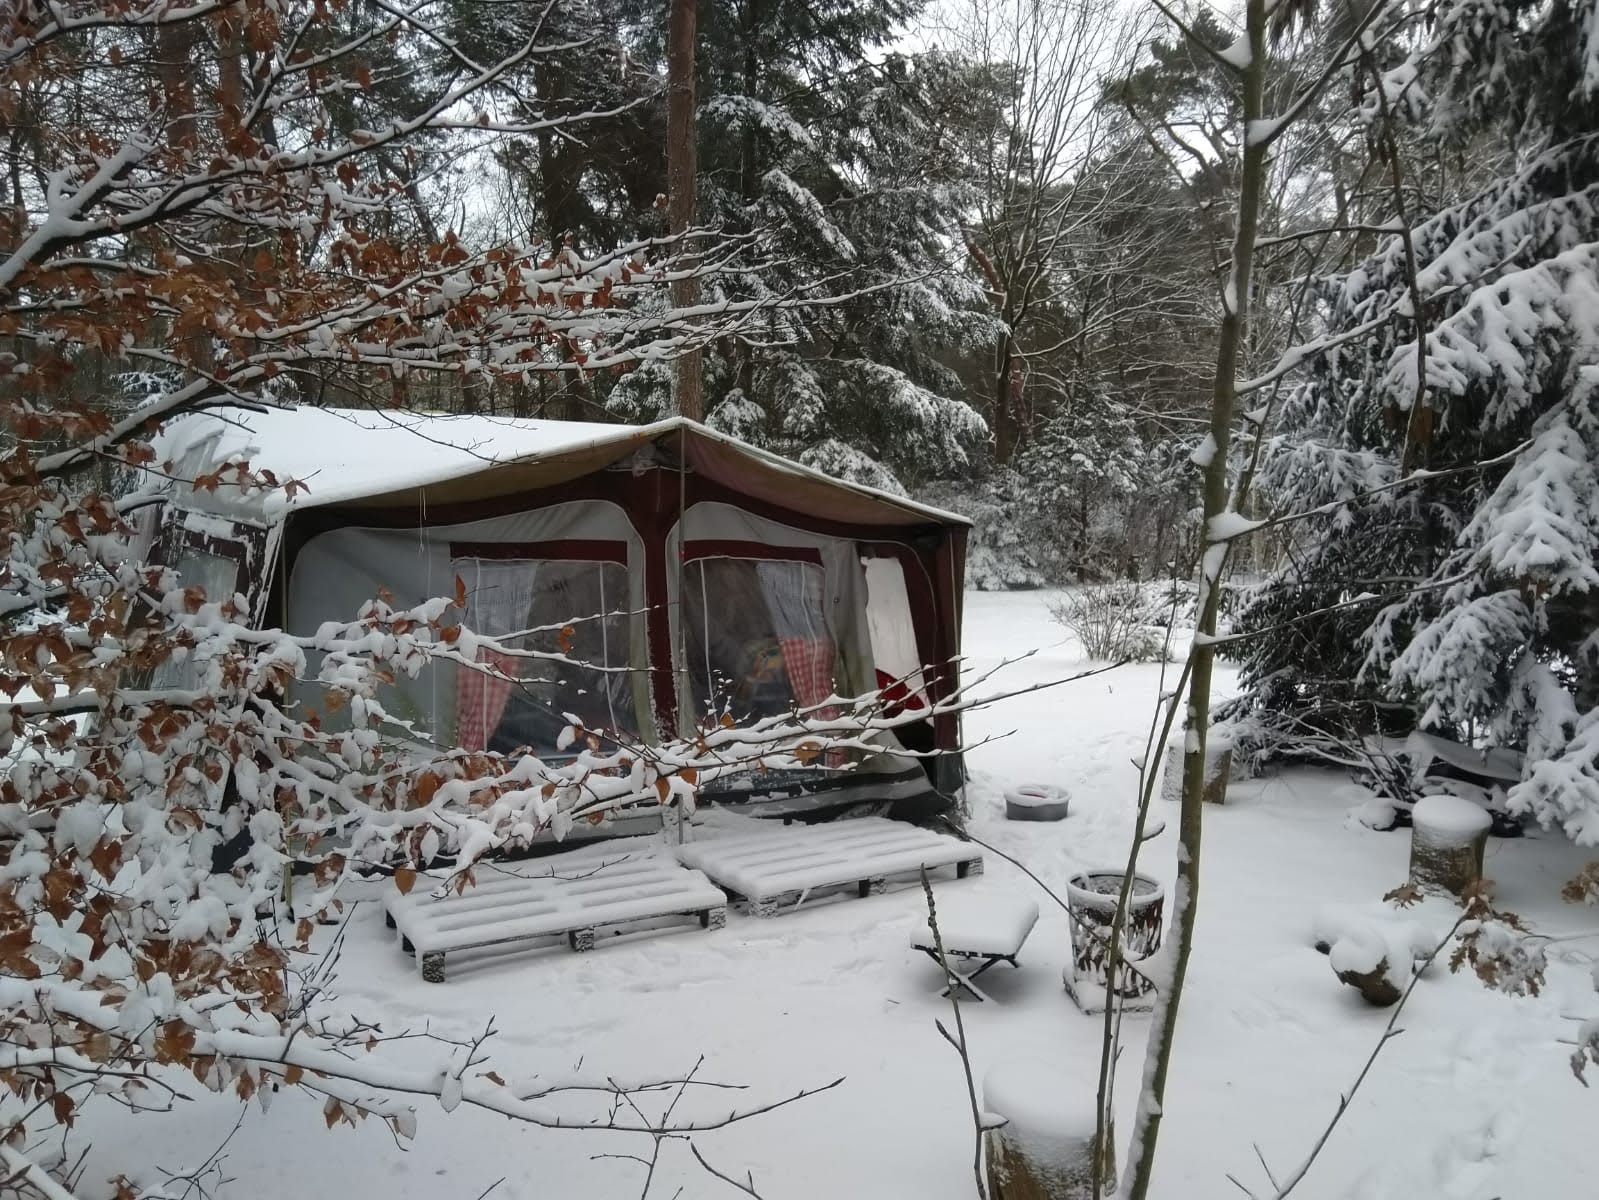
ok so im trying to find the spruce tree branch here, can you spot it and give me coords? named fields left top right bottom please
left=1209, top=439, right=1531, bottom=546
left=1257, top=0, right=1399, bottom=150
left=1352, top=21, right=1431, bottom=472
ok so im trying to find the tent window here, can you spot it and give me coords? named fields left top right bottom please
left=152, top=549, right=239, bottom=691
left=681, top=557, right=841, bottom=727
left=452, top=557, right=636, bottom=756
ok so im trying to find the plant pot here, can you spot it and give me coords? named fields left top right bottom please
left=1005, top=783, right=1070, bottom=822
left=1063, top=869, right=1165, bottom=1013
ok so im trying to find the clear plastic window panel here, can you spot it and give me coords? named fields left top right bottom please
left=452, top=557, right=637, bottom=756
left=152, top=549, right=239, bottom=691
left=681, top=557, right=841, bottom=728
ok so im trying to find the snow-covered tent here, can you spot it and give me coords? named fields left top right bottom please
left=148, top=405, right=969, bottom=829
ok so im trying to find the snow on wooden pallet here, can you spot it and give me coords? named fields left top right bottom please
left=676, top=817, right=982, bottom=916
left=382, top=856, right=729, bottom=981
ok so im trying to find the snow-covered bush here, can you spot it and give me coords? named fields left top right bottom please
left=1049, top=582, right=1170, bottom=662
left=919, top=437, right=1194, bottom=595
left=1017, top=413, right=1194, bottom=584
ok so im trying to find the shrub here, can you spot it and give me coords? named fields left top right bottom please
left=1048, top=582, right=1170, bottom=662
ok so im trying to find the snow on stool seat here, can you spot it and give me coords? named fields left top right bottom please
left=383, top=855, right=729, bottom=982
left=676, top=816, right=982, bottom=916
left=910, top=896, right=1038, bottom=1000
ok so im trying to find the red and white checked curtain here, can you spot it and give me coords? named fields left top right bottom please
left=457, top=647, right=520, bottom=752
left=755, top=561, right=844, bottom=765
left=453, top=558, right=538, bottom=752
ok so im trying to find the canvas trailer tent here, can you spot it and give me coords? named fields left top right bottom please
left=146, top=405, right=970, bottom=837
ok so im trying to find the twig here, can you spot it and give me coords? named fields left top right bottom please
left=689, top=1143, right=765, bottom=1198
left=1245, top=916, right=1468, bottom=1199
left=935, top=820, right=1072, bottom=919
left=921, top=867, right=987, bottom=1200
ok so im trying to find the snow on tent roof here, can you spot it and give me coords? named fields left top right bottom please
left=151, top=405, right=970, bottom=527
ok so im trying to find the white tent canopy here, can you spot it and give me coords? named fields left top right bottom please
left=151, top=404, right=969, bottom=527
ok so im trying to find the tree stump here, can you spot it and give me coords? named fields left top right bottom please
left=983, top=1061, right=1114, bottom=1200
left=1409, top=794, right=1492, bottom=897
left=1160, top=733, right=1232, bottom=805
left=1329, top=936, right=1403, bottom=1007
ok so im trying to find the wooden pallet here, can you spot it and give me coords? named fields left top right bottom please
left=677, top=817, right=981, bottom=917
left=383, top=855, right=729, bottom=981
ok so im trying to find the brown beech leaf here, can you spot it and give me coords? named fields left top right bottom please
left=393, top=866, right=417, bottom=895
left=155, top=1021, right=196, bottom=1064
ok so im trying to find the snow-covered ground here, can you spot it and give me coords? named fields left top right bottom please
left=85, top=591, right=1597, bottom=1198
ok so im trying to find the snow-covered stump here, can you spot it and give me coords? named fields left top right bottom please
left=1314, top=906, right=1438, bottom=1007
left=1006, top=783, right=1071, bottom=822
left=1328, top=932, right=1404, bottom=1007
left=1159, top=728, right=1233, bottom=806
left=983, top=1061, right=1114, bottom=1200
left=1063, top=870, right=1164, bottom=1014
left=1409, top=794, right=1492, bottom=897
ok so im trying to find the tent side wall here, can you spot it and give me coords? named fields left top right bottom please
left=267, top=436, right=967, bottom=827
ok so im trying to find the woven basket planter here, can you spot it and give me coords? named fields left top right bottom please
left=1063, top=869, right=1165, bottom=1014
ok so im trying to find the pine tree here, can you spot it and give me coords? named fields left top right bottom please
left=1233, top=0, right=1599, bottom=841
left=605, top=13, right=999, bottom=490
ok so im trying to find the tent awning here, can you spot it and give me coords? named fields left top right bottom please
left=152, top=406, right=970, bottom=530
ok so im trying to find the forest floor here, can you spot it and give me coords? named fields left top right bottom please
left=85, top=591, right=1597, bottom=1199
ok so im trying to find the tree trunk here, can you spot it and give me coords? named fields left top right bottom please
left=667, top=0, right=703, bottom=420
left=740, top=0, right=761, bottom=209
left=216, top=3, right=246, bottom=149
left=994, top=332, right=1020, bottom=464
left=155, top=21, right=197, bottom=151
left=1123, top=3, right=1268, bottom=1196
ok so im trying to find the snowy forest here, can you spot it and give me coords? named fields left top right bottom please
left=5, top=0, right=1599, bottom=1197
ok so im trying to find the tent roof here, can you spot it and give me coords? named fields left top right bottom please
left=152, top=405, right=970, bottom=529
